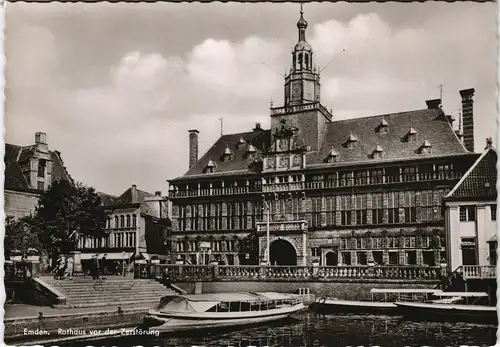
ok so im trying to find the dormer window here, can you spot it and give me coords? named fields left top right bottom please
left=204, top=159, right=217, bottom=174
left=345, top=133, right=358, bottom=149
left=406, top=127, right=417, bottom=142
left=373, top=144, right=384, bottom=159
left=247, top=144, right=257, bottom=159
left=326, top=148, right=339, bottom=163
left=377, top=118, right=389, bottom=133
left=222, top=146, right=234, bottom=162
left=420, top=140, right=432, bottom=154
left=236, top=136, right=246, bottom=150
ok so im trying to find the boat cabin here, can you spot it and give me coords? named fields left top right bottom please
left=430, top=292, right=490, bottom=305
left=156, top=292, right=302, bottom=314
left=370, top=288, right=442, bottom=303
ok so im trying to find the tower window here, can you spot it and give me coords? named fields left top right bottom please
left=38, top=159, right=46, bottom=178
left=304, top=53, right=309, bottom=69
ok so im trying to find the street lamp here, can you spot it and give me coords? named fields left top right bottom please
left=262, top=199, right=270, bottom=265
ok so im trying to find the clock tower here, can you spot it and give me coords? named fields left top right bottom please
left=284, top=5, right=321, bottom=106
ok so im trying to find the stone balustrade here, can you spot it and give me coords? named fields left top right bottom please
left=135, top=264, right=443, bottom=283
left=460, top=265, right=497, bottom=279
left=4, top=260, right=40, bottom=282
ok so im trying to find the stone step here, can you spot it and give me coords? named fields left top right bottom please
left=64, top=291, right=176, bottom=300
left=53, top=289, right=172, bottom=296
left=48, top=284, right=168, bottom=291
left=66, top=296, right=168, bottom=305
left=46, top=283, right=165, bottom=289
left=54, top=299, right=160, bottom=309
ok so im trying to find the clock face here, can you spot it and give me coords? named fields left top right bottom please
left=292, top=83, right=302, bottom=99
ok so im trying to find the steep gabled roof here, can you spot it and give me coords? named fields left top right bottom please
left=445, top=147, right=497, bottom=201
left=5, top=142, right=75, bottom=191
left=183, top=130, right=270, bottom=177
left=98, top=192, right=118, bottom=206
left=173, top=108, right=469, bottom=180
left=4, top=144, right=30, bottom=190
left=113, top=187, right=154, bottom=205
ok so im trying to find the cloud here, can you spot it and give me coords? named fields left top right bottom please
left=186, top=36, right=285, bottom=99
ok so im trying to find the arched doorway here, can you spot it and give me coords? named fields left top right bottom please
left=325, top=251, right=338, bottom=266
left=270, top=239, right=297, bottom=265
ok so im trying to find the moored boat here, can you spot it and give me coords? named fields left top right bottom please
left=395, top=292, right=497, bottom=325
left=312, top=288, right=441, bottom=315
left=143, top=292, right=305, bottom=333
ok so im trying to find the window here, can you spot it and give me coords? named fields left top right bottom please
left=126, top=215, right=131, bottom=228
left=371, top=193, right=383, bottom=224
left=402, top=166, right=417, bottom=182
left=120, top=216, right=125, bottom=228
left=355, top=171, right=369, bottom=185
left=404, top=191, right=416, bottom=223
left=459, top=206, right=476, bottom=222
left=387, top=192, right=400, bottom=224
left=418, top=164, right=434, bottom=181
left=325, top=196, right=336, bottom=226
left=132, top=214, right=137, bottom=228
left=370, top=169, right=384, bottom=185
left=420, top=190, right=434, bottom=222
left=357, top=252, right=367, bottom=265
left=342, top=252, right=351, bottom=265
left=491, top=205, right=497, bottom=221
left=339, top=172, right=353, bottom=187
left=355, top=194, right=367, bottom=225
left=436, top=164, right=452, bottom=180
left=38, top=159, right=46, bottom=178
left=385, top=167, right=400, bottom=183
left=37, top=181, right=45, bottom=190
left=373, top=237, right=383, bottom=249
left=341, top=211, right=352, bottom=226
left=340, top=195, right=352, bottom=226
left=388, top=252, right=399, bottom=265
left=311, top=247, right=321, bottom=257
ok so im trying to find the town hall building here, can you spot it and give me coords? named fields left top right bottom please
left=168, top=10, right=480, bottom=267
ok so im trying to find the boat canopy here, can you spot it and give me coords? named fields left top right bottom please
left=370, top=288, right=442, bottom=294
left=433, top=292, right=488, bottom=298
left=156, top=292, right=296, bottom=313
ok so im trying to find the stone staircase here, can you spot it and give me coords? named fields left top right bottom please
left=41, top=276, right=178, bottom=308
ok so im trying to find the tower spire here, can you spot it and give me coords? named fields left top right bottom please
left=297, top=3, right=308, bottom=42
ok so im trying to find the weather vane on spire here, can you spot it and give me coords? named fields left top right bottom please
left=300, top=2, right=304, bottom=14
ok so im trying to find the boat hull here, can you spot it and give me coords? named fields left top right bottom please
left=312, top=299, right=397, bottom=315
left=144, top=303, right=305, bottom=333
left=395, top=302, right=498, bottom=325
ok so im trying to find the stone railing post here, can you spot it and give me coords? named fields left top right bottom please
left=213, top=265, right=219, bottom=279
left=312, top=261, right=319, bottom=278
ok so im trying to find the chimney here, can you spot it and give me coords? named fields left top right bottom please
left=131, top=184, right=138, bottom=203
left=188, top=130, right=199, bottom=169
left=485, top=137, right=493, bottom=150
left=253, top=123, right=263, bottom=132
left=425, top=99, right=441, bottom=110
left=460, top=88, right=475, bottom=152
left=35, top=132, right=47, bottom=144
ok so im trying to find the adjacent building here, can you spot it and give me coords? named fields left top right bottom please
left=444, top=139, right=497, bottom=272
left=4, top=132, right=73, bottom=221
left=168, top=10, right=481, bottom=267
left=75, top=185, right=171, bottom=270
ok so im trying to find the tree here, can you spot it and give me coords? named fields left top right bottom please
left=32, top=180, right=107, bottom=264
left=4, top=216, right=41, bottom=260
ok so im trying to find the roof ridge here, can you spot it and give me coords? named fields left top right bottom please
left=329, top=108, right=433, bottom=124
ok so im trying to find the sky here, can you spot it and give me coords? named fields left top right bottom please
left=4, top=2, right=497, bottom=196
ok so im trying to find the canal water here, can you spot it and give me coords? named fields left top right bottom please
left=68, top=311, right=497, bottom=347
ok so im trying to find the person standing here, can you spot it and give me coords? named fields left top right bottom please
left=100, top=254, right=108, bottom=276
left=67, top=256, right=74, bottom=277
left=91, top=254, right=100, bottom=280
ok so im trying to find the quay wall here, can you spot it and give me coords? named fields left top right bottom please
left=173, top=280, right=437, bottom=300
left=4, top=308, right=147, bottom=344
